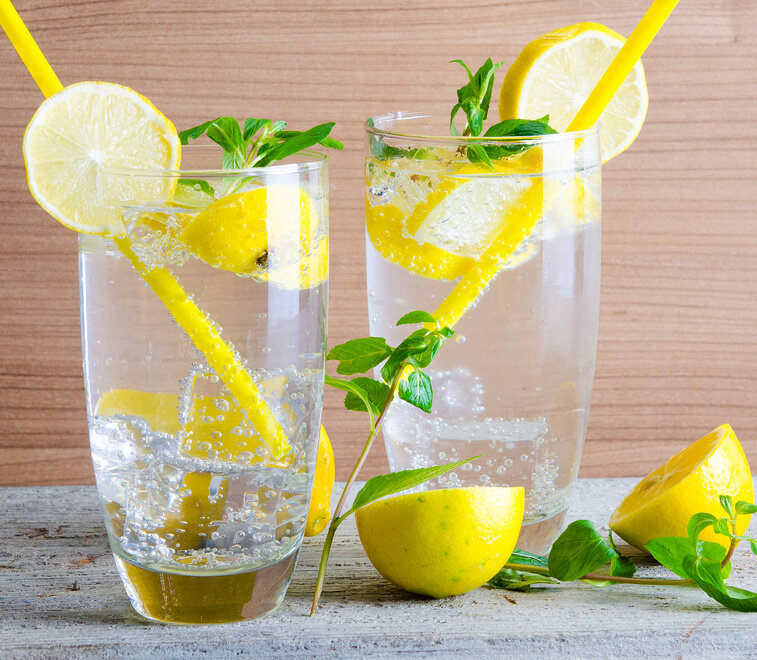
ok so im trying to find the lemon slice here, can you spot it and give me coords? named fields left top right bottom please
left=305, top=426, right=336, bottom=537
left=23, top=81, right=181, bottom=235
left=499, top=22, right=648, bottom=162
left=179, top=185, right=327, bottom=289
left=356, top=486, right=524, bottom=598
left=609, top=424, right=754, bottom=551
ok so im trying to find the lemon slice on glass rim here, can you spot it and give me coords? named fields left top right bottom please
left=499, top=22, right=648, bottom=163
left=23, top=81, right=182, bottom=236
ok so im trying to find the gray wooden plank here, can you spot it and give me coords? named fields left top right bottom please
left=1, top=479, right=756, bottom=658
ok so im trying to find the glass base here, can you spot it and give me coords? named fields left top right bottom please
left=114, top=549, right=299, bottom=624
left=517, top=508, right=568, bottom=555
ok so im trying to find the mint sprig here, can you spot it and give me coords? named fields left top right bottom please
left=310, top=310, right=456, bottom=614
left=489, top=495, right=757, bottom=612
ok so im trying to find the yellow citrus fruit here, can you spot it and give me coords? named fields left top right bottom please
left=305, top=426, right=335, bottom=536
left=498, top=22, right=648, bottom=163
left=365, top=150, right=542, bottom=281
left=355, top=486, right=524, bottom=598
left=23, top=81, right=181, bottom=235
left=610, top=424, right=754, bottom=551
left=179, top=185, right=327, bottom=289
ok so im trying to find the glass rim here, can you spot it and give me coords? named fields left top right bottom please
left=366, top=110, right=599, bottom=145
left=103, top=144, right=328, bottom=178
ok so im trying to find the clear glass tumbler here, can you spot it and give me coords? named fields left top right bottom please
left=79, top=147, right=328, bottom=623
left=365, top=112, right=601, bottom=553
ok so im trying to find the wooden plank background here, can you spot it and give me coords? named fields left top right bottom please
left=1, top=0, right=756, bottom=485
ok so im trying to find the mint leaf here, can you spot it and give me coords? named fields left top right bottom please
left=646, top=536, right=727, bottom=579
left=325, top=374, right=388, bottom=417
left=608, top=533, right=637, bottom=578
left=380, top=329, right=430, bottom=383
left=719, top=495, right=735, bottom=518
left=343, top=457, right=478, bottom=518
left=687, top=512, right=718, bottom=543
left=682, top=555, right=757, bottom=612
left=204, top=117, right=245, bottom=165
left=327, top=337, right=393, bottom=376
left=548, top=520, right=616, bottom=581
left=509, top=548, right=549, bottom=568
left=256, top=122, right=340, bottom=167
left=450, top=58, right=504, bottom=137
left=467, top=116, right=558, bottom=163
left=488, top=568, right=558, bottom=592
left=398, top=368, right=433, bottom=413
left=736, top=500, right=757, bottom=516
left=243, top=118, right=272, bottom=140
left=409, top=335, right=443, bottom=369
left=175, top=179, right=216, bottom=202
left=178, top=120, right=216, bottom=144
left=396, top=310, right=437, bottom=326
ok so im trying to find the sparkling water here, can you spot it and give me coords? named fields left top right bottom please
left=366, top=151, right=601, bottom=553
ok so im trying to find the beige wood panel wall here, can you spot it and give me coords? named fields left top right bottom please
left=1, top=0, right=756, bottom=485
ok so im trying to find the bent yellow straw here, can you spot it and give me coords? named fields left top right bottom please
left=432, top=0, right=679, bottom=329
left=0, top=0, right=289, bottom=460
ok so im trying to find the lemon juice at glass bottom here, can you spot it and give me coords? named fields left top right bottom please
left=365, top=113, right=601, bottom=553
left=80, top=148, right=328, bottom=623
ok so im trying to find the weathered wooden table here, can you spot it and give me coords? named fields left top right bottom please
left=2, top=478, right=756, bottom=658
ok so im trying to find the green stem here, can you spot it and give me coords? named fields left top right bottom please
left=504, top=563, right=692, bottom=587
left=309, top=367, right=406, bottom=615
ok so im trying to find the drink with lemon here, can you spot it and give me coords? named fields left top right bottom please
left=23, top=83, right=334, bottom=623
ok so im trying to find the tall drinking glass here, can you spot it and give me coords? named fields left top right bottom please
left=365, top=112, right=600, bottom=553
left=80, top=147, right=328, bottom=623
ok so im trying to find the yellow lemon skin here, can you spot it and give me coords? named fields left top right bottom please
left=305, top=426, right=336, bottom=537
left=179, top=185, right=327, bottom=289
left=610, top=424, right=753, bottom=552
left=355, top=487, right=524, bottom=598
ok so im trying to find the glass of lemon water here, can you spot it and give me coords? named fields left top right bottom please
left=365, top=113, right=601, bottom=553
left=80, top=146, right=328, bottom=623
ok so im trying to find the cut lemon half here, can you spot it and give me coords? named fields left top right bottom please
left=499, top=22, right=648, bottom=163
left=356, top=486, right=524, bottom=598
left=609, top=424, right=754, bottom=551
left=24, top=81, right=181, bottom=235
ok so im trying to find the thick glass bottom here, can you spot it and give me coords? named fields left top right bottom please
left=516, top=508, right=568, bottom=555
left=114, top=549, right=299, bottom=624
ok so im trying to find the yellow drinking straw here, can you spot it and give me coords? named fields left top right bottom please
left=0, top=0, right=289, bottom=460
left=432, top=0, right=680, bottom=330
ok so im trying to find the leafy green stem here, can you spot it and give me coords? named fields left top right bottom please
left=503, top=563, right=691, bottom=586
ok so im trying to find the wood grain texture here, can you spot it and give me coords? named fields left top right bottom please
left=1, top=0, right=756, bottom=485
left=1, top=479, right=756, bottom=656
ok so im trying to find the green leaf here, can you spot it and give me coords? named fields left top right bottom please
left=608, top=533, right=636, bottom=578
left=736, top=500, right=757, bottom=516
left=396, top=310, right=437, bottom=326
left=719, top=495, right=735, bottom=518
left=398, top=368, right=433, bottom=413
left=488, top=568, right=558, bottom=592
left=325, top=374, right=388, bottom=418
left=646, top=536, right=727, bottom=579
left=343, top=377, right=390, bottom=415
left=466, top=143, right=494, bottom=169
left=342, top=456, right=478, bottom=518
left=274, top=130, right=344, bottom=151
left=202, top=117, right=244, bottom=161
left=380, top=329, right=430, bottom=383
left=687, top=512, right=718, bottom=543
left=682, top=555, right=757, bottom=612
left=509, top=548, right=549, bottom=568
left=327, top=337, right=393, bottom=375
left=243, top=118, right=271, bottom=140
left=439, top=327, right=455, bottom=339
left=178, top=119, right=216, bottom=144
left=409, top=335, right=443, bottom=369
left=175, top=178, right=216, bottom=201
left=712, top=517, right=733, bottom=537
left=548, top=520, right=616, bottom=581
left=449, top=58, right=504, bottom=136
left=256, top=122, right=338, bottom=167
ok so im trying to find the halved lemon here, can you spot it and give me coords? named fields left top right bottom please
left=609, top=424, right=754, bottom=551
left=23, top=81, right=181, bottom=235
left=499, top=22, right=648, bottom=162
left=356, top=486, right=524, bottom=598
